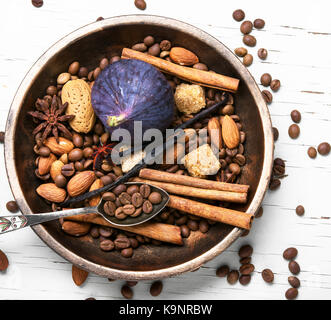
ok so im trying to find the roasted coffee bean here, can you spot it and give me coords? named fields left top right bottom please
left=199, top=220, right=209, bottom=233
left=143, top=35, right=155, bottom=46
left=94, top=171, right=104, bottom=178
left=254, top=18, right=265, bottom=29
left=160, top=40, right=171, bottom=51
left=121, top=285, right=133, bottom=299
left=175, top=215, right=187, bottom=225
left=239, top=275, right=251, bottom=285
left=243, top=35, right=256, bottom=47
left=285, top=287, right=298, bottom=300
left=274, top=158, right=285, bottom=167
left=290, top=110, right=301, bottom=123
left=54, top=174, right=67, bottom=188
left=216, top=265, right=229, bottom=277
left=193, top=63, right=208, bottom=71
left=239, top=244, right=253, bottom=258
left=243, top=54, right=253, bottom=66
left=288, top=276, right=300, bottom=288
left=307, top=147, right=317, bottom=159
left=148, top=43, right=161, bottom=56
left=115, top=207, right=126, bottom=220
left=131, top=192, right=143, bottom=207
left=96, top=17, right=104, bottom=21
left=127, top=185, right=139, bottom=195
left=113, top=184, right=127, bottom=196
left=83, top=147, right=94, bottom=158
left=99, top=239, right=114, bottom=251
left=142, top=200, right=153, bottom=214
left=99, top=58, right=109, bottom=70
left=233, top=9, right=245, bottom=21
left=90, top=226, right=100, bottom=238
left=123, top=204, right=136, bottom=215
left=99, top=227, right=113, bottom=238
left=234, top=47, right=248, bottom=57
left=180, top=225, right=190, bottom=238
left=261, top=269, right=274, bottom=283
left=46, top=86, right=57, bottom=96
left=100, top=175, right=113, bottom=186
left=288, top=124, right=300, bottom=139
left=150, top=281, right=163, bottom=297
left=262, top=90, right=273, bottom=104
left=221, top=104, right=234, bottom=115
left=289, top=261, right=300, bottom=275
left=35, top=169, right=50, bottom=181
left=69, top=148, right=83, bottom=162
left=134, top=0, right=146, bottom=10
left=269, top=178, right=281, bottom=190
left=6, top=201, right=18, bottom=213
left=240, top=21, right=253, bottom=34
left=119, top=192, right=131, bottom=205
left=114, top=237, right=131, bottom=250
left=32, top=0, right=43, bottom=8
left=296, top=205, right=305, bottom=216
left=272, top=127, right=279, bottom=141
left=132, top=43, right=147, bottom=52
left=131, top=207, right=143, bottom=218
left=229, top=163, right=241, bottom=175
left=72, top=133, right=83, bottom=148
left=239, top=263, right=255, bottom=275
left=61, top=163, right=75, bottom=177
left=93, top=67, right=101, bottom=80
left=94, top=122, right=104, bottom=135
left=318, top=142, right=330, bottom=155
left=227, top=270, right=239, bottom=284
left=260, top=73, right=272, bottom=87
left=187, top=219, right=199, bottom=231
left=140, top=184, right=151, bottom=198
left=68, top=61, right=80, bottom=75
left=257, top=48, right=268, bottom=60
left=121, top=247, right=133, bottom=258
left=241, top=230, right=250, bottom=237
left=270, top=79, right=281, bottom=92
left=273, top=164, right=285, bottom=176
left=256, top=206, right=263, bottom=218
left=103, top=201, right=116, bottom=216
left=240, top=257, right=251, bottom=265
left=38, top=146, right=51, bottom=157
left=129, top=238, right=139, bottom=248
left=110, top=56, right=121, bottom=64
left=0, top=131, right=4, bottom=143
left=78, top=67, right=89, bottom=78
left=115, top=198, right=122, bottom=208
left=148, top=192, right=162, bottom=204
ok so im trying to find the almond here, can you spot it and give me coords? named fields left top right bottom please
left=0, top=249, right=9, bottom=271
left=72, top=264, right=89, bottom=286
left=44, top=137, right=74, bottom=156
left=62, top=221, right=91, bottom=237
left=221, top=115, right=240, bottom=149
left=67, top=171, right=95, bottom=197
left=59, top=153, right=68, bottom=164
left=38, top=153, right=57, bottom=175
left=50, top=160, right=64, bottom=181
left=170, top=47, right=199, bottom=66
left=36, top=183, right=66, bottom=203
left=89, top=179, right=104, bottom=206
left=207, top=117, right=223, bottom=150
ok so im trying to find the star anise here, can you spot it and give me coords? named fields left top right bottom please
left=28, top=95, right=75, bottom=142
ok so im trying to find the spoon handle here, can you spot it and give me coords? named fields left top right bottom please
left=0, top=207, right=98, bottom=235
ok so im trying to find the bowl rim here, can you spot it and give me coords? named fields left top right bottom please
left=4, top=14, right=274, bottom=280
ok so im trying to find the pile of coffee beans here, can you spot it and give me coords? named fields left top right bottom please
left=283, top=247, right=301, bottom=299
left=6, top=200, right=19, bottom=213
left=102, top=184, right=162, bottom=220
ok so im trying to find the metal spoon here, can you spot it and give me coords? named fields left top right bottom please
left=0, top=183, right=169, bottom=235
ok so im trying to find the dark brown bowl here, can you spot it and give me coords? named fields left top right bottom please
left=4, top=15, right=273, bottom=280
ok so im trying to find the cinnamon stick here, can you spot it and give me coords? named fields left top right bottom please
left=168, top=195, right=253, bottom=230
left=132, top=177, right=247, bottom=203
left=64, top=214, right=183, bottom=245
left=121, top=48, right=239, bottom=93
left=139, top=168, right=249, bottom=193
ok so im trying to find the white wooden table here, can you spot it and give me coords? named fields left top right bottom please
left=0, top=0, right=330, bottom=300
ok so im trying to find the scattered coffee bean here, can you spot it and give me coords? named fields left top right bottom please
left=296, top=205, right=305, bottom=216
left=118, top=192, right=131, bottom=205
left=0, top=131, right=4, bottom=143
left=234, top=47, right=247, bottom=57
left=288, top=124, right=300, bottom=139
left=261, top=269, right=274, bottom=283
left=243, top=54, right=253, bottom=66
left=270, top=79, right=281, bottom=92
left=288, top=276, right=300, bottom=288
left=69, top=148, right=83, bottom=162
left=68, top=61, right=80, bottom=75
left=243, top=35, right=256, bottom=47
left=269, top=178, right=281, bottom=190
left=123, top=204, right=136, bottom=215
left=150, top=280, right=163, bottom=296
left=307, top=147, right=317, bottom=159
left=317, top=142, right=330, bottom=156
left=285, top=287, right=298, bottom=300
left=288, top=261, right=300, bottom=275
left=240, top=257, right=251, bottom=264
left=61, top=163, right=75, bottom=177
left=32, top=0, right=43, bottom=8
left=283, top=247, right=298, bottom=260
left=254, top=19, right=265, bottom=29
left=239, top=274, right=251, bottom=285
left=233, top=9, right=245, bottom=22
left=272, top=127, right=279, bottom=141
left=260, top=73, right=272, bottom=87
left=6, top=200, right=19, bottom=213
left=142, top=200, right=153, bottom=214
left=240, top=21, right=253, bottom=34
left=227, top=270, right=239, bottom=284
left=262, top=90, right=273, bottom=104
left=134, top=0, right=146, bottom=10
left=239, top=263, right=255, bottom=275
left=103, top=201, right=116, bottom=216
left=131, top=192, right=143, bottom=207
left=290, top=110, right=301, bottom=123
left=54, top=174, right=67, bottom=188
left=239, top=244, right=253, bottom=258
left=143, top=35, right=154, bottom=46
left=216, top=265, right=229, bottom=277
left=257, top=48, right=268, bottom=60
left=140, top=184, right=151, bottom=198
left=0, top=249, right=9, bottom=271
left=256, top=206, right=263, bottom=218
left=121, top=285, right=133, bottom=299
